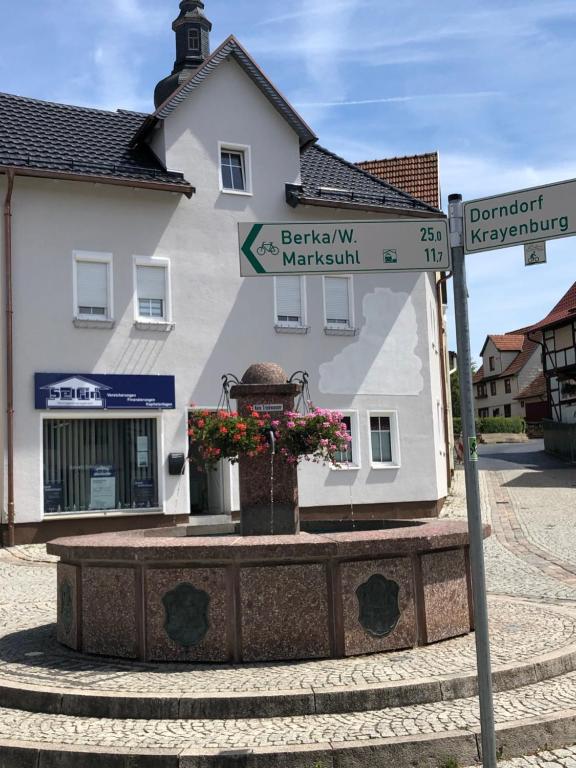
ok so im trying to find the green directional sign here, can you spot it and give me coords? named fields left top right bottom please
left=464, top=177, right=576, bottom=253
left=238, top=219, right=450, bottom=276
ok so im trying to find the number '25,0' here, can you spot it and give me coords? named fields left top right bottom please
left=420, top=227, right=441, bottom=242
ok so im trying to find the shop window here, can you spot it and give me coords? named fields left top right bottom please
left=134, top=258, right=171, bottom=322
left=275, top=275, right=306, bottom=330
left=219, top=143, right=251, bottom=194
left=73, top=251, right=113, bottom=321
left=369, top=412, right=400, bottom=467
left=42, top=418, right=159, bottom=514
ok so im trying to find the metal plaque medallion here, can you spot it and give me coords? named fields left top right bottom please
left=356, top=574, right=401, bottom=637
left=162, top=583, right=210, bottom=648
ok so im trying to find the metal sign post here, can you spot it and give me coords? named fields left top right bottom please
left=449, top=193, right=498, bottom=767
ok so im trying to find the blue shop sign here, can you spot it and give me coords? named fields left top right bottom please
left=35, top=373, right=176, bottom=410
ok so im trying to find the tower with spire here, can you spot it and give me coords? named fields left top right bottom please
left=154, top=1, right=212, bottom=109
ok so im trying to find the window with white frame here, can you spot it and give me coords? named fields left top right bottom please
left=219, top=143, right=251, bottom=193
left=73, top=252, right=112, bottom=320
left=275, top=276, right=305, bottom=327
left=135, top=258, right=170, bottom=322
left=369, top=412, right=400, bottom=467
left=324, top=276, right=352, bottom=329
left=333, top=412, right=360, bottom=467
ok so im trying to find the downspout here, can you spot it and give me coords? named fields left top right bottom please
left=3, top=169, right=15, bottom=547
left=437, top=271, right=454, bottom=491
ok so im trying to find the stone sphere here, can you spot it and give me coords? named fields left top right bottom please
left=241, top=363, right=287, bottom=385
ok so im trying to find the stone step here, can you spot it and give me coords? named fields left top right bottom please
left=2, top=597, right=576, bottom=720
left=1, top=669, right=576, bottom=767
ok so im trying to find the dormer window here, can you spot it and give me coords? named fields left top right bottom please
left=188, top=28, right=200, bottom=52
left=219, top=143, right=252, bottom=195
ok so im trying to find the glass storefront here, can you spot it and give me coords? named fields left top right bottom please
left=42, top=417, right=159, bottom=514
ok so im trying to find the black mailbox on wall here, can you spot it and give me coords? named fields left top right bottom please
left=168, top=453, right=186, bottom=475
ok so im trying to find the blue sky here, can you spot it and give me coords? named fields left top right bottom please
left=2, top=0, right=576, bottom=361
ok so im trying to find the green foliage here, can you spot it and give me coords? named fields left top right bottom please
left=450, top=370, right=461, bottom=419
left=453, top=416, right=525, bottom=437
left=477, top=416, right=525, bottom=434
left=438, top=759, right=459, bottom=768
left=188, top=408, right=351, bottom=468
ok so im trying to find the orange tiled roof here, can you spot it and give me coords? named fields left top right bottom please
left=355, top=152, right=440, bottom=209
left=515, top=372, right=547, bottom=400
left=489, top=334, right=525, bottom=352
left=475, top=335, right=539, bottom=383
left=528, top=282, right=576, bottom=332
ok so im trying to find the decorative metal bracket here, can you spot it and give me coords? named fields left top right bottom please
left=288, top=370, right=312, bottom=414
left=218, top=373, right=241, bottom=412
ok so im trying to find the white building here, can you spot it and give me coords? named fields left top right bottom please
left=0, top=1, right=450, bottom=544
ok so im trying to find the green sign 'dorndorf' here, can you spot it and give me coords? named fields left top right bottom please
left=238, top=219, right=450, bottom=276
left=463, top=177, right=576, bottom=254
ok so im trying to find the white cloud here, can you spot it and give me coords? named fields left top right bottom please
left=295, top=91, right=502, bottom=109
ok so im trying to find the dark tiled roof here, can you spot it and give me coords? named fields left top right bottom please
left=298, top=145, right=441, bottom=214
left=136, top=35, right=317, bottom=148
left=528, top=282, right=576, bottom=332
left=0, top=92, right=192, bottom=193
left=356, top=153, right=440, bottom=209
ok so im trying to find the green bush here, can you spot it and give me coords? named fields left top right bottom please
left=477, top=417, right=525, bottom=434
left=453, top=416, right=525, bottom=436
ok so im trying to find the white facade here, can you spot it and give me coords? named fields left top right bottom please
left=1, top=45, right=449, bottom=538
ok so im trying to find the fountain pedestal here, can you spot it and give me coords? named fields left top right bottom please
left=231, top=363, right=301, bottom=536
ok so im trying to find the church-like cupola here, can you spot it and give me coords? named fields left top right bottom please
left=154, top=1, right=212, bottom=109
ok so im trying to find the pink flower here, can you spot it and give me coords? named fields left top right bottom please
left=287, top=421, right=295, bottom=428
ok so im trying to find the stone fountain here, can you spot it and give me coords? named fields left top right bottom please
left=48, top=363, right=483, bottom=663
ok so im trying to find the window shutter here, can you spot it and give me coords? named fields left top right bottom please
left=77, top=262, right=108, bottom=310
left=325, top=277, right=350, bottom=324
left=276, top=276, right=302, bottom=322
left=137, top=266, right=166, bottom=301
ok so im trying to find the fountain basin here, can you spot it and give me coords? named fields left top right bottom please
left=47, top=519, right=484, bottom=663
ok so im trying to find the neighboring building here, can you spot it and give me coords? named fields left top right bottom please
left=0, top=1, right=451, bottom=544
left=514, top=373, right=549, bottom=425
left=527, top=282, right=576, bottom=423
left=356, top=153, right=441, bottom=209
left=473, top=333, right=542, bottom=419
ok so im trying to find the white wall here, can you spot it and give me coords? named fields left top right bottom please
left=7, top=57, right=446, bottom=525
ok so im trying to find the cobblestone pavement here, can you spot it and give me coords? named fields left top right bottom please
left=0, top=666, right=573, bottom=750
left=442, top=470, right=576, bottom=603
left=1, top=587, right=574, bottom=697
left=497, top=747, right=576, bottom=768
left=0, top=465, right=576, bottom=765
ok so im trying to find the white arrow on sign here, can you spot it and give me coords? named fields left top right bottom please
left=238, top=219, right=450, bottom=276
left=464, top=177, right=576, bottom=254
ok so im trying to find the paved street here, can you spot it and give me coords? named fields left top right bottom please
left=1, top=441, right=576, bottom=766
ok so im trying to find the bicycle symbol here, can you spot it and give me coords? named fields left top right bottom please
left=257, top=242, right=280, bottom=256
left=527, top=252, right=539, bottom=263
